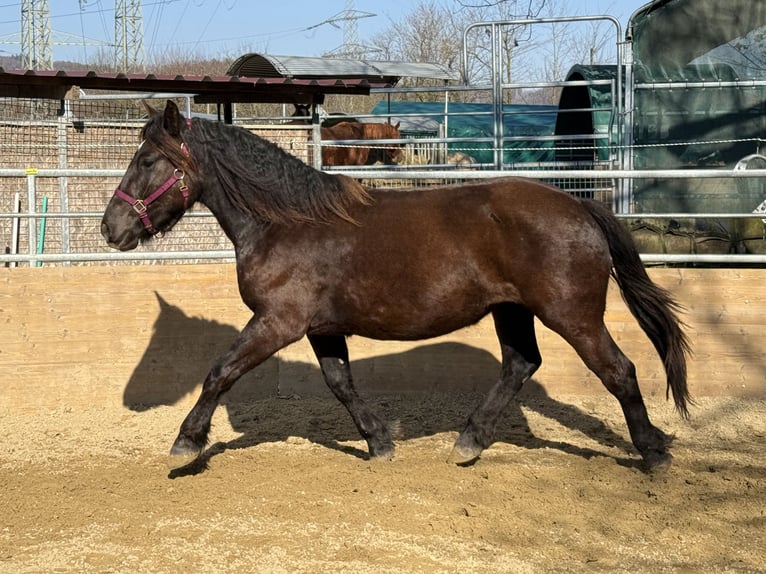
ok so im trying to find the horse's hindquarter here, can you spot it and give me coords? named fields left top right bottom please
left=305, top=179, right=612, bottom=340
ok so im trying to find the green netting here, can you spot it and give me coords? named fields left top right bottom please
left=370, top=101, right=558, bottom=164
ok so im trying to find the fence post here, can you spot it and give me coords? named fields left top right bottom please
left=58, top=99, right=71, bottom=261
left=26, top=170, right=37, bottom=268
left=311, top=103, right=323, bottom=170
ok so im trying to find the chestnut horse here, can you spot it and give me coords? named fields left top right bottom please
left=102, top=101, right=691, bottom=473
left=290, top=104, right=402, bottom=166
left=321, top=121, right=403, bottom=166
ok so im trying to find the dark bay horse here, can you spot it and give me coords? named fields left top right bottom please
left=101, top=101, right=691, bottom=473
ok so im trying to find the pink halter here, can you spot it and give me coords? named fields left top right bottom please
left=113, top=141, right=190, bottom=236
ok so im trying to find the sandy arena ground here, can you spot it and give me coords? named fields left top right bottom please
left=0, top=388, right=764, bottom=573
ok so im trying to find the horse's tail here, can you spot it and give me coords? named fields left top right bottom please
left=581, top=199, right=692, bottom=418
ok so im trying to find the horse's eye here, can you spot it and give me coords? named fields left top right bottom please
left=141, top=157, right=155, bottom=169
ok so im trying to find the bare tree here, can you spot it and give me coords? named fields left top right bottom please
left=369, top=0, right=549, bottom=102
left=365, top=0, right=618, bottom=105
left=369, top=2, right=468, bottom=100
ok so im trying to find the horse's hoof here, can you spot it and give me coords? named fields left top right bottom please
left=643, top=450, right=673, bottom=474
left=447, top=444, right=482, bottom=466
left=369, top=443, right=395, bottom=461
left=168, top=438, right=203, bottom=470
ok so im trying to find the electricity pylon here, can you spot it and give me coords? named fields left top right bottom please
left=21, top=0, right=52, bottom=70
left=114, top=0, right=145, bottom=71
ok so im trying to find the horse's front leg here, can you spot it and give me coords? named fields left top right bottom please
left=308, top=334, right=395, bottom=459
left=169, top=315, right=302, bottom=469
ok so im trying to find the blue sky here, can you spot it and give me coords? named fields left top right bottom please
left=0, top=0, right=649, bottom=64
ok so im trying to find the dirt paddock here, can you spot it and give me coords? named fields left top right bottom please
left=1, top=392, right=764, bottom=573
left=1, top=265, right=764, bottom=572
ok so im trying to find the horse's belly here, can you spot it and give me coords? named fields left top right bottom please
left=309, top=293, right=493, bottom=341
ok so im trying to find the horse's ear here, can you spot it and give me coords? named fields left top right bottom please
left=162, top=100, right=184, bottom=137
left=142, top=100, right=158, bottom=118
left=393, top=122, right=400, bottom=130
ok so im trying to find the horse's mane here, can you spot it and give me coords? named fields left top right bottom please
left=146, top=115, right=372, bottom=225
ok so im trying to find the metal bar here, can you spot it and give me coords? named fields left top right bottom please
left=328, top=168, right=766, bottom=179
left=641, top=254, right=766, bottom=264
left=618, top=213, right=766, bottom=219
left=0, top=169, right=124, bottom=177
left=371, top=79, right=614, bottom=94
left=26, top=173, right=36, bottom=267
left=635, top=80, right=766, bottom=90
left=462, top=15, right=623, bottom=86
left=0, top=250, right=235, bottom=264
left=0, top=212, right=213, bottom=220
left=5, top=248, right=765, bottom=267
left=77, top=90, right=199, bottom=100
left=492, top=22, right=502, bottom=169
left=2, top=167, right=764, bottom=181
left=3, top=249, right=763, bottom=266
left=0, top=211, right=216, bottom=219
left=57, top=104, right=71, bottom=259
left=9, top=192, right=20, bottom=268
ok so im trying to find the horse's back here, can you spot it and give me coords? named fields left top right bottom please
left=366, top=177, right=602, bottom=242
left=338, top=177, right=613, bottom=323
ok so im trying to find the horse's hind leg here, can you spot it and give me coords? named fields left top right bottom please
left=308, top=334, right=395, bottom=459
left=450, top=303, right=542, bottom=465
left=546, top=313, right=673, bottom=471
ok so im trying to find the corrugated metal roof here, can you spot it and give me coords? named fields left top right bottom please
left=227, top=53, right=459, bottom=82
left=0, top=53, right=458, bottom=104
left=0, top=66, right=394, bottom=103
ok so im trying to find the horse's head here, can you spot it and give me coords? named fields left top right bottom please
left=366, top=122, right=404, bottom=165
left=292, top=103, right=311, bottom=117
left=101, top=100, right=199, bottom=251
left=384, top=122, right=404, bottom=164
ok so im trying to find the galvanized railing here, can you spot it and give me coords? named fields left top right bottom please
left=2, top=168, right=765, bottom=267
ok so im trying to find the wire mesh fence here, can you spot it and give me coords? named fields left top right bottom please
left=1, top=93, right=765, bottom=267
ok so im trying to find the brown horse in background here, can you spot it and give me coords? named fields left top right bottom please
left=321, top=121, right=403, bottom=167
left=290, top=104, right=403, bottom=167
left=101, top=101, right=691, bottom=475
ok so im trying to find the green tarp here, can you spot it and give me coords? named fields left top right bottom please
left=630, top=0, right=766, bottom=217
left=370, top=101, right=558, bottom=165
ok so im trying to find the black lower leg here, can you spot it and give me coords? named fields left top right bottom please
left=309, top=334, right=394, bottom=459
left=169, top=372, right=227, bottom=468
left=452, top=304, right=541, bottom=464
left=619, top=393, right=673, bottom=470
left=596, top=356, right=672, bottom=471
left=168, top=315, right=299, bottom=469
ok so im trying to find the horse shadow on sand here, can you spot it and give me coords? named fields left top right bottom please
left=123, top=294, right=638, bottom=475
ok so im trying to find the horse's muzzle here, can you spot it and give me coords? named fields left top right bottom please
left=101, top=220, right=139, bottom=251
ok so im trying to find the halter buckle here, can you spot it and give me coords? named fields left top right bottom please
left=131, top=199, right=147, bottom=214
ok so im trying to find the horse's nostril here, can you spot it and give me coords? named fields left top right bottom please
left=100, top=221, right=110, bottom=240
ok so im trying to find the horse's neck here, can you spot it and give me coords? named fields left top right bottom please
left=197, top=184, right=260, bottom=247
left=186, top=125, right=262, bottom=246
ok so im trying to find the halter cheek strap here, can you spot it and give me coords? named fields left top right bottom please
left=114, top=168, right=188, bottom=235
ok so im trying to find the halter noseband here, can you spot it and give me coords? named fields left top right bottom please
left=113, top=139, right=191, bottom=236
